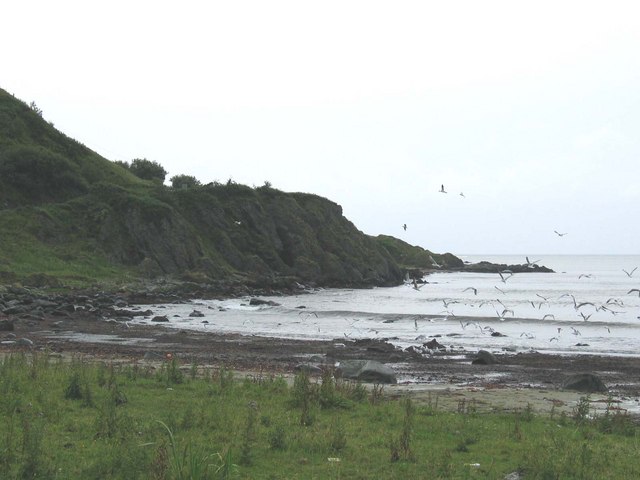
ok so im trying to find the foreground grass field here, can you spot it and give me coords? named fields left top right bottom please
left=1, top=353, right=638, bottom=479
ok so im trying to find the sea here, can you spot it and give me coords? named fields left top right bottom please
left=125, top=255, right=640, bottom=358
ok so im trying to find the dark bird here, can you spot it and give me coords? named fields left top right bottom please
left=554, top=230, right=568, bottom=237
left=495, top=286, right=506, bottom=295
left=459, top=192, right=465, bottom=198
left=575, top=301, right=595, bottom=310
left=623, top=267, right=637, bottom=278
left=439, top=184, right=447, bottom=194
left=403, top=223, right=407, bottom=231
left=463, top=287, right=478, bottom=295
left=579, top=312, right=592, bottom=322
left=628, top=289, right=640, bottom=297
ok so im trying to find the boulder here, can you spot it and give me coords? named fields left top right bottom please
left=337, top=359, right=397, bottom=384
left=16, top=338, right=34, bottom=347
left=189, top=310, right=205, bottom=317
left=472, top=350, right=498, bottom=365
left=151, top=315, right=170, bottom=322
left=424, top=338, right=446, bottom=350
left=0, top=319, right=14, bottom=331
left=562, top=373, right=608, bottom=393
left=249, top=298, right=281, bottom=307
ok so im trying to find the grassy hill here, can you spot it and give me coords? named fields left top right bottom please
left=0, top=88, right=458, bottom=290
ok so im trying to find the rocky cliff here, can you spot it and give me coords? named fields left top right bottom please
left=2, top=88, right=457, bottom=289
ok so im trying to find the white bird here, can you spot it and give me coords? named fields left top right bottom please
left=442, top=299, right=459, bottom=308
left=623, top=267, right=638, bottom=278
left=429, top=255, right=442, bottom=268
left=554, top=230, right=568, bottom=237
left=412, top=279, right=425, bottom=291
left=498, top=271, right=512, bottom=283
left=578, top=274, right=593, bottom=279
left=542, top=314, right=555, bottom=320
left=525, top=256, right=541, bottom=268
left=628, top=289, right=640, bottom=297
left=495, top=286, right=506, bottom=295
left=463, top=287, right=478, bottom=295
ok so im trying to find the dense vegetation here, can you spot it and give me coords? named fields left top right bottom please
left=0, top=88, right=459, bottom=290
left=1, top=352, right=638, bottom=479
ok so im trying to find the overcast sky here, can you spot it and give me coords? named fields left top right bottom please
left=3, top=1, right=639, bottom=256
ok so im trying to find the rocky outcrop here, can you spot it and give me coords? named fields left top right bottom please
left=562, top=373, right=608, bottom=393
left=472, top=350, right=499, bottom=365
left=336, top=359, right=398, bottom=384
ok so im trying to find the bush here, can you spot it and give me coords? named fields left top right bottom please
left=128, top=158, right=167, bottom=183
left=0, top=145, right=89, bottom=202
left=170, top=174, right=201, bottom=189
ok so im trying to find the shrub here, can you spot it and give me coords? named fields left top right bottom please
left=170, top=174, right=201, bottom=189
left=128, top=158, right=167, bottom=183
left=0, top=145, right=89, bottom=202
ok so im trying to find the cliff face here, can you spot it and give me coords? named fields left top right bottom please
left=0, top=88, right=408, bottom=288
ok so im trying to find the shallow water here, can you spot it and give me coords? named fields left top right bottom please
left=123, top=255, right=640, bottom=357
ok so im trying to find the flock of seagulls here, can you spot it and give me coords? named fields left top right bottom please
left=402, top=257, right=640, bottom=345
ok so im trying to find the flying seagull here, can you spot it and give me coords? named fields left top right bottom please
left=463, top=287, right=478, bottom=295
left=402, top=223, right=407, bottom=231
left=459, top=192, right=465, bottom=198
left=525, top=256, right=541, bottom=268
left=554, top=230, right=568, bottom=237
left=628, top=289, right=640, bottom=297
left=498, top=271, right=512, bottom=283
left=429, top=255, right=442, bottom=268
left=623, top=267, right=637, bottom=278
left=439, top=184, right=447, bottom=194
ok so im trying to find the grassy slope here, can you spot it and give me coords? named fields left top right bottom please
left=0, top=88, right=430, bottom=288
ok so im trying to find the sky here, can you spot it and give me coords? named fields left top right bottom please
left=2, top=0, right=639, bottom=256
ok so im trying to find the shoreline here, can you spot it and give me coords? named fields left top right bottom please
left=3, top=305, right=640, bottom=417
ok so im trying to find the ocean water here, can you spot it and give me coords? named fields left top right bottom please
left=125, top=255, right=640, bottom=357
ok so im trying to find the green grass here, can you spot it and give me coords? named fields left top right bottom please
left=0, top=206, right=136, bottom=286
left=0, top=353, right=638, bottom=479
